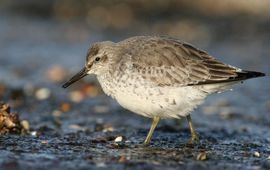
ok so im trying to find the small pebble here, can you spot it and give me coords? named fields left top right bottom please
left=96, top=162, right=106, bottom=168
left=60, top=103, right=71, bottom=112
left=52, top=110, right=62, bottom=117
left=118, top=155, right=126, bottom=163
left=81, top=83, right=99, bottom=97
left=254, top=151, right=260, bottom=158
left=30, top=131, right=37, bottom=137
left=93, top=105, right=109, bottom=113
left=114, top=136, right=123, bottom=142
left=102, top=126, right=115, bottom=132
left=69, top=91, right=84, bottom=103
left=20, top=120, right=30, bottom=131
left=196, top=152, right=208, bottom=161
left=41, top=140, right=48, bottom=144
left=35, top=88, right=51, bottom=100
left=69, top=124, right=85, bottom=131
left=125, top=140, right=131, bottom=144
left=46, top=65, right=66, bottom=82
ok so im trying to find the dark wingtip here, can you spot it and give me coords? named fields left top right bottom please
left=188, top=70, right=265, bottom=86
left=239, top=70, right=266, bottom=79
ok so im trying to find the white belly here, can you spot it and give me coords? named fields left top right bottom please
left=108, top=83, right=207, bottom=119
left=97, top=73, right=210, bottom=119
left=97, top=70, right=239, bottom=118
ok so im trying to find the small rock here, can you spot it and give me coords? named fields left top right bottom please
left=20, top=120, right=30, bottom=131
left=69, top=91, right=84, bottom=103
left=114, top=136, right=123, bottom=142
left=35, top=88, right=51, bottom=100
left=52, top=110, right=62, bottom=117
left=102, top=126, right=115, bottom=132
left=254, top=151, right=261, bottom=158
left=46, top=65, right=66, bottom=82
left=93, top=105, right=109, bottom=113
left=196, top=152, right=208, bottom=161
left=94, top=123, right=115, bottom=132
left=81, top=83, right=100, bottom=97
left=118, top=155, right=127, bottom=163
left=96, top=162, right=106, bottom=168
left=125, top=140, right=131, bottom=144
left=41, top=140, right=48, bottom=144
left=30, top=131, right=38, bottom=137
left=69, top=124, right=85, bottom=131
left=60, top=103, right=71, bottom=112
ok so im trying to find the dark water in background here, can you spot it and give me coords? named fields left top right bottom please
left=0, top=3, right=270, bottom=169
left=0, top=15, right=269, bottom=83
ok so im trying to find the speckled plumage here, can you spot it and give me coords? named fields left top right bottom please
left=77, top=36, right=262, bottom=118
left=63, top=36, right=265, bottom=144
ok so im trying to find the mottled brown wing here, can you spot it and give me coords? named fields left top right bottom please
left=124, top=36, right=238, bottom=87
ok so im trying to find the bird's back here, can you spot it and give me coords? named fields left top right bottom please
left=116, top=36, right=265, bottom=89
left=97, top=36, right=265, bottom=118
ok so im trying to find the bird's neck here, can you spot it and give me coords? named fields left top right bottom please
left=96, top=72, right=116, bottom=98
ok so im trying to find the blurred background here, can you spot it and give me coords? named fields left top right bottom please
left=0, top=0, right=269, bottom=169
left=0, top=0, right=269, bottom=85
left=0, top=0, right=269, bottom=129
left=0, top=0, right=269, bottom=135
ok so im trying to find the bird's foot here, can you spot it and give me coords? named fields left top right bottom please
left=187, top=132, right=200, bottom=145
left=143, top=139, right=151, bottom=146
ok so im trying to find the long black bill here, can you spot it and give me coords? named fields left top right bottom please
left=62, top=67, right=88, bottom=88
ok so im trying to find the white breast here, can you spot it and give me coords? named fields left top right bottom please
left=97, top=73, right=208, bottom=119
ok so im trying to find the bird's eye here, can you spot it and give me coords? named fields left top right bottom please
left=95, top=57, right=100, bottom=62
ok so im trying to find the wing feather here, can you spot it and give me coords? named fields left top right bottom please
left=119, top=36, right=239, bottom=87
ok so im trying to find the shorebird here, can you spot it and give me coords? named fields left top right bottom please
left=62, top=36, right=265, bottom=145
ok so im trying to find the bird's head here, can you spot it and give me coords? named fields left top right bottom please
left=62, top=41, right=115, bottom=88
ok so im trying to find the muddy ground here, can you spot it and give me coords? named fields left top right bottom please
left=0, top=13, right=270, bottom=170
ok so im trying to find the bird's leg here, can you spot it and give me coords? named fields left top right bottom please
left=186, top=115, right=199, bottom=143
left=143, top=116, right=160, bottom=145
